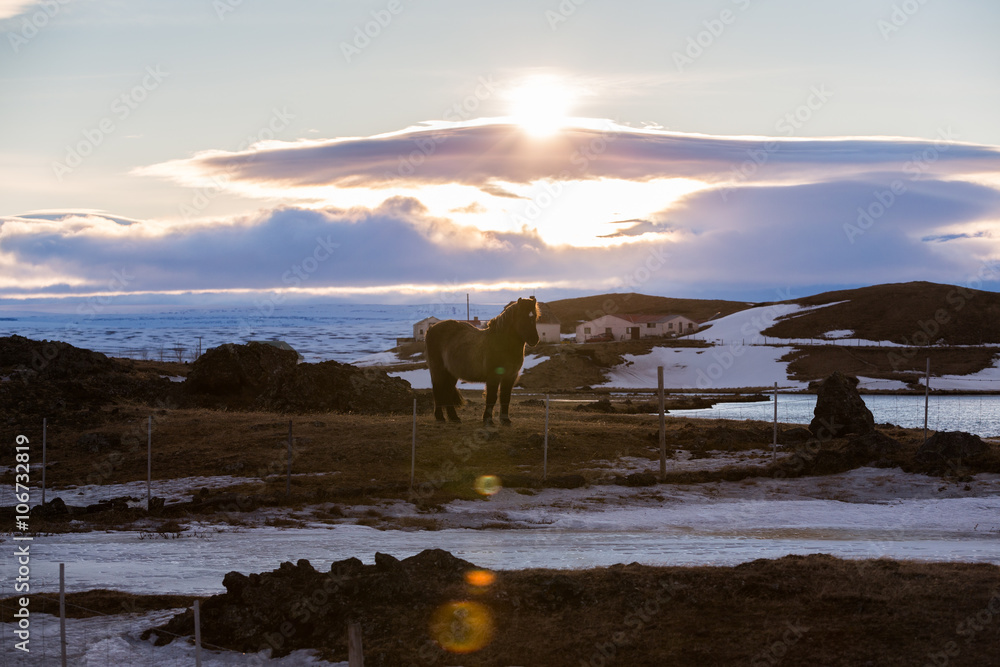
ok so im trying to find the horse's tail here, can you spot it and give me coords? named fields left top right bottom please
left=425, top=322, right=464, bottom=407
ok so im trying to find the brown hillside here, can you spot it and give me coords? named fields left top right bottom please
left=763, top=281, right=1000, bottom=345
left=547, top=293, right=750, bottom=334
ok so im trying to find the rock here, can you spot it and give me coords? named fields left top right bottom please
left=77, top=432, right=122, bottom=453
left=781, top=427, right=813, bottom=443
left=183, top=342, right=414, bottom=413
left=185, top=342, right=297, bottom=397
left=809, top=372, right=874, bottom=438
left=375, top=552, right=401, bottom=570
left=143, top=548, right=478, bottom=658
left=0, top=336, right=171, bottom=427
left=918, top=431, right=989, bottom=462
left=846, top=431, right=902, bottom=461
left=545, top=474, right=587, bottom=489
left=622, top=471, right=658, bottom=487
left=574, top=398, right=615, bottom=413
left=32, top=497, right=68, bottom=518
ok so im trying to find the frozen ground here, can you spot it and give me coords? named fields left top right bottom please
left=9, top=469, right=1000, bottom=595
left=599, top=303, right=1000, bottom=390
left=0, top=609, right=336, bottom=666
left=4, top=467, right=998, bottom=665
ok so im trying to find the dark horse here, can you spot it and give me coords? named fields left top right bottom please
left=425, top=297, right=540, bottom=426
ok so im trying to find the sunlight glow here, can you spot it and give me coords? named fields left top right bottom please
left=507, top=76, right=577, bottom=137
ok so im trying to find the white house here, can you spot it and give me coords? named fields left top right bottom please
left=535, top=302, right=561, bottom=344
left=412, top=316, right=490, bottom=341
left=412, top=317, right=441, bottom=341
left=575, top=314, right=698, bottom=343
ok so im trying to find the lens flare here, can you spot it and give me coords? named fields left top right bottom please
left=464, top=569, right=496, bottom=588
left=474, top=474, right=502, bottom=496
left=430, top=600, right=494, bottom=654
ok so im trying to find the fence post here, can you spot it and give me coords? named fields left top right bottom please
left=411, top=398, right=417, bottom=491
left=543, top=395, right=549, bottom=481
left=60, top=562, right=67, bottom=667
left=349, top=622, right=364, bottom=666
left=658, top=367, right=666, bottom=479
left=146, top=416, right=152, bottom=510
left=286, top=420, right=293, bottom=496
left=772, top=382, right=778, bottom=463
left=42, top=418, right=47, bottom=506
left=194, top=599, right=203, bottom=666
left=923, top=357, right=930, bottom=443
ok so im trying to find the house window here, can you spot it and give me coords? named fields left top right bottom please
left=647, top=323, right=655, bottom=328
left=668, top=322, right=673, bottom=329
left=688, top=322, right=694, bottom=330
left=584, top=327, right=591, bottom=334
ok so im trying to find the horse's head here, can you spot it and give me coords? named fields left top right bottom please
left=513, top=297, right=541, bottom=346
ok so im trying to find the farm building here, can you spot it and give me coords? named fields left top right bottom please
left=412, top=317, right=442, bottom=342
left=536, top=302, right=561, bottom=343
left=575, top=314, right=698, bottom=343
left=411, top=316, right=489, bottom=342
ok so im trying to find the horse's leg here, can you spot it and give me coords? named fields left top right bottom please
left=498, top=376, right=515, bottom=426
left=482, top=378, right=498, bottom=426
left=430, top=368, right=461, bottom=423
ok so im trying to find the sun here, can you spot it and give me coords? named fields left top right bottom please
left=507, top=76, right=577, bottom=137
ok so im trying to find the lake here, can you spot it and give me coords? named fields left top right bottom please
left=669, top=393, right=1000, bottom=437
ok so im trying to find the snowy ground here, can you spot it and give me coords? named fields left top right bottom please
left=0, top=609, right=337, bottom=667
left=5, top=465, right=999, bottom=665
left=602, top=303, right=1000, bottom=390
left=388, top=353, right=546, bottom=390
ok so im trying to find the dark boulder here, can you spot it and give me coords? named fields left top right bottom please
left=917, top=431, right=989, bottom=463
left=846, top=431, right=902, bottom=460
left=143, top=548, right=478, bottom=660
left=185, top=342, right=297, bottom=397
left=183, top=342, right=413, bottom=413
left=809, top=372, right=874, bottom=438
left=545, top=473, right=588, bottom=489
left=260, top=360, right=413, bottom=413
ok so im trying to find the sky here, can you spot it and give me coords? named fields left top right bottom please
left=1, top=0, right=999, bottom=308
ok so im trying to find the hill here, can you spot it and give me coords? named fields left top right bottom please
left=546, top=292, right=751, bottom=334
left=764, top=281, right=1000, bottom=345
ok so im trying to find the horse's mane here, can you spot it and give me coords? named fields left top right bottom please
left=485, top=299, right=534, bottom=333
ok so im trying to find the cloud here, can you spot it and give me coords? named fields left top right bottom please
left=0, top=0, right=41, bottom=20
left=142, top=121, right=1000, bottom=194
left=5, top=121, right=1000, bottom=302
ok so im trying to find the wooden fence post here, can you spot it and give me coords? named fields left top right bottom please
left=349, top=622, right=364, bottom=666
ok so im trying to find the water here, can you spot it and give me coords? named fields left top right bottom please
left=0, top=303, right=501, bottom=363
left=669, top=393, right=1000, bottom=437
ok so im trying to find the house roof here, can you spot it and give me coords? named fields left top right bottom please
left=537, top=301, right=560, bottom=324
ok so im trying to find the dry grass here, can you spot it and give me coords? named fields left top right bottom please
left=6, top=395, right=784, bottom=512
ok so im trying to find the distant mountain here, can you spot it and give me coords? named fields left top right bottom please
left=764, top=281, right=1000, bottom=345
left=546, top=292, right=751, bottom=334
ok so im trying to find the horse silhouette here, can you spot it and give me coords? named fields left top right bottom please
left=425, top=297, right=540, bottom=426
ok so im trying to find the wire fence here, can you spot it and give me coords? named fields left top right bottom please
left=0, top=573, right=217, bottom=666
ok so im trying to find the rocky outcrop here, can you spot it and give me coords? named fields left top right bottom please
left=144, top=549, right=478, bottom=662
left=183, top=342, right=413, bottom=413
left=916, top=431, right=990, bottom=473
left=809, top=371, right=874, bottom=438
left=0, top=335, right=170, bottom=427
